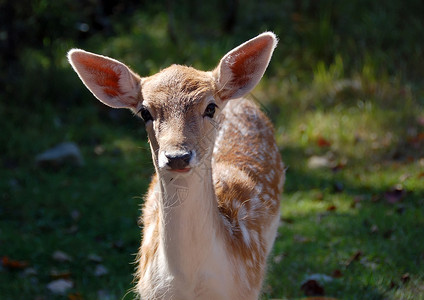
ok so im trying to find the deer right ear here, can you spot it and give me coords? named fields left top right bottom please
left=68, top=49, right=142, bottom=109
left=213, top=32, right=277, bottom=101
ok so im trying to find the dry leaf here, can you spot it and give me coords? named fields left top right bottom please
left=401, top=273, right=411, bottom=284
left=68, top=292, right=83, bottom=300
left=331, top=269, right=343, bottom=278
left=370, top=225, right=379, bottom=234
left=1, top=256, right=28, bottom=270
left=273, top=253, right=287, bottom=264
left=50, top=270, right=72, bottom=280
left=346, top=251, right=362, bottom=266
left=384, top=186, right=406, bottom=204
left=294, top=235, right=311, bottom=243
left=301, top=279, right=325, bottom=296
left=326, top=205, right=337, bottom=212
left=317, top=136, right=332, bottom=147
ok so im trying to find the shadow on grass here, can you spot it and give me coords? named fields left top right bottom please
left=265, top=145, right=424, bottom=299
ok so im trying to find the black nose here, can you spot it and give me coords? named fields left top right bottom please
left=165, top=151, right=192, bottom=170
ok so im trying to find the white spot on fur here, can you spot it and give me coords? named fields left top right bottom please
left=239, top=221, right=250, bottom=246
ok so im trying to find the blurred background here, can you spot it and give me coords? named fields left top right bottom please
left=1, top=0, right=423, bottom=299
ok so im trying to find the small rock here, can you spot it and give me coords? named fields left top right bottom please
left=94, top=264, right=109, bottom=277
left=52, top=251, right=72, bottom=263
left=88, top=254, right=103, bottom=263
left=47, top=279, right=73, bottom=295
left=23, top=267, right=38, bottom=277
left=307, top=155, right=331, bottom=169
left=35, top=142, right=84, bottom=168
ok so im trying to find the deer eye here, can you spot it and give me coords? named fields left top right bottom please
left=203, top=103, right=218, bottom=118
left=138, top=106, right=153, bottom=123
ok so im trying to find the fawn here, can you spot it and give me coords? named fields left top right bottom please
left=68, top=32, right=285, bottom=300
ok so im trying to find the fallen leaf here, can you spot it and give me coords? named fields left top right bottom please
left=331, top=269, right=343, bottom=278
left=401, top=273, right=411, bottom=284
left=370, top=225, right=379, bottom=234
left=326, top=205, right=337, bottom=212
left=273, top=253, right=287, bottom=264
left=68, top=292, right=83, bottom=300
left=418, top=172, right=424, bottom=179
left=94, top=145, right=105, bottom=155
left=47, top=279, right=74, bottom=295
left=331, top=162, right=345, bottom=172
left=1, top=256, right=28, bottom=270
left=317, top=136, right=332, bottom=147
left=351, top=195, right=365, bottom=208
left=399, top=173, right=410, bottom=182
left=315, top=192, right=324, bottom=201
left=301, top=279, right=325, bottom=296
left=50, top=270, right=72, bottom=280
left=384, top=186, right=406, bottom=204
left=346, top=251, right=362, bottom=267
left=294, top=235, right=311, bottom=243
left=389, top=280, right=397, bottom=290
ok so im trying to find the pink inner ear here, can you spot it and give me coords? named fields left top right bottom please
left=78, top=55, right=121, bottom=97
left=229, top=37, right=270, bottom=87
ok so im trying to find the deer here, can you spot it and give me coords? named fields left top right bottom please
left=68, top=32, right=285, bottom=300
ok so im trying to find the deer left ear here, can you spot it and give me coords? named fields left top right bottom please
left=68, top=49, right=142, bottom=109
left=213, top=32, right=278, bottom=101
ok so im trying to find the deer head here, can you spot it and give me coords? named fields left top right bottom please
left=68, top=32, right=277, bottom=174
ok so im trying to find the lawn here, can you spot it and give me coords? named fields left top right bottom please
left=1, top=1, right=423, bottom=299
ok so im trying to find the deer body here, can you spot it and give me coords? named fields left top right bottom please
left=68, top=32, right=284, bottom=300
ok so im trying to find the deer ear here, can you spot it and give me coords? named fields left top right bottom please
left=68, top=49, right=141, bottom=109
left=213, top=32, right=277, bottom=101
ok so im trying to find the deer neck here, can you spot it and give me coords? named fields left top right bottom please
left=156, top=164, right=220, bottom=282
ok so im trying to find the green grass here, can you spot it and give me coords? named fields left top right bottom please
left=1, top=1, right=424, bottom=299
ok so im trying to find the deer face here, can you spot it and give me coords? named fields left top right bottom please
left=139, top=66, right=218, bottom=173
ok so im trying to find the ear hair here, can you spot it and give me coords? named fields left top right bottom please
left=68, top=49, right=141, bottom=109
left=214, top=32, right=277, bottom=101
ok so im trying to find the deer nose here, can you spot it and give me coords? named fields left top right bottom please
left=165, top=151, right=192, bottom=170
